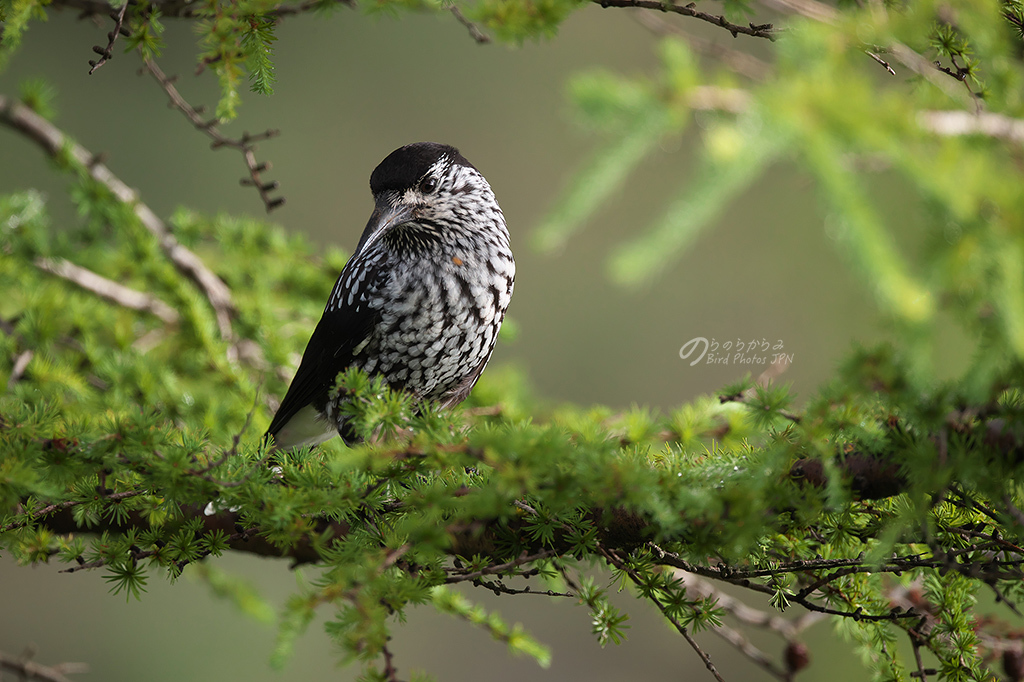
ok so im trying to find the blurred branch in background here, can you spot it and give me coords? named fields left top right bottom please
left=0, top=648, right=87, bottom=682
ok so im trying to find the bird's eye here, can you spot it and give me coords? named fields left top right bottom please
left=419, top=177, right=438, bottom=194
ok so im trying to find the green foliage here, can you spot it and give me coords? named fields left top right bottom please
left=241, top=15, right=277, bottom=96
left=431, top=586, right=552, bottom=665
left=0, top=0, right=48, bottom=70
left=125, top=8, right=165, bottom=60
left=193, top=562, right=276, bottom=623
left=3, top=176, right=1024, bottom=679
left=17, top=76, right=55, bottom=118
left=469, top=0, right=583, bottom=43
left=4, top=0, right=1024, bottom=679
left=577, top=575, right=631, bottom=645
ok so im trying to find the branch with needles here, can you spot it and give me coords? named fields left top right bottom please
left=139, top=55, right=285, bottom=213
left=0, top=93, right=237, bottom=343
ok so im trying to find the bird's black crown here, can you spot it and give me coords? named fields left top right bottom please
left=369, top=142, right=475, bottom=194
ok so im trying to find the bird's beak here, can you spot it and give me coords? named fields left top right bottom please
left=354, top=196, right=415, bottom=255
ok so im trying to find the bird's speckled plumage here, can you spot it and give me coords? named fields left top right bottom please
left=266, top=143, right=515, bottom=449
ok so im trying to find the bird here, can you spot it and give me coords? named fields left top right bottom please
left=265, top=142, right=515, bottom=450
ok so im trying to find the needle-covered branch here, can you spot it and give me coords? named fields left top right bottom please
left=140, top=56, right=285, bottom=213
left=0, top=94, right=237, bottom=342
left=5, top=347, right=1024, bottom=681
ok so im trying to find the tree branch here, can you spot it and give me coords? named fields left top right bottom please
left=0, top=94, right=237, bottom=342
left=599, top=545, right=727, bottom=682
left=139, top=55, right=285, bottom=213
left=919, top=110, right=1024, bottom=143
left=0, top=650, right=87, bottom=682
left=706, top=619, right=788, bottom=680
left=7, top=349, right=34, bottom=389
left=865, top=49, right=897, bottom=76
left=87, top=2, right=129, bottom=74
left=887, top=43, right=973, bottom=104
left=592, top=0, right=778, bottom=41
left=757, top=0, right=837, bottom=24
left=34, top=257, right=180, bottom=325
left=444, top=1, right=490, bottom=43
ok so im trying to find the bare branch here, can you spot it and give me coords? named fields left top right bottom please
left=866, top=49, right=897, bottom=75
left=688, top=86, right=753, bottom=113
left=139, top=55, right=285, bottom=213
left=919, top=110, right=1024, bottom=143
left=444, top=2, right=490, bottom=43
left=0, top=94, right=237, bottom=341
left=35, top=257, right=180, bottom=324
left=758, top=0, right=837, bottom=23
left=707, top=619, right=788, bottom=679
left=593, top=0, right=778, bottom=41
left=379, top=640, right=405, bottom=682
left=0, top=650, right=87, bottom=682
left=888, top=43, right=973, bottom=104
left=676, top=571, right=824, bottom=639
left=7, top=349, right=34, bottom=389
left=1004, top=493, right=1024, bottom=528
left=87, top=2, right=129, bottom=74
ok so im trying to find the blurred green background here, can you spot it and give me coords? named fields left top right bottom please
left=0, top=7, right=936, bottom=681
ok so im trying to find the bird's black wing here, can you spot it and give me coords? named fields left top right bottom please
left=265, top=259, right=383, bottom=443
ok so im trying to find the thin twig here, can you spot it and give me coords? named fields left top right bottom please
left=471, top=577, right=573, bottom=597
left=593, top=0, right=777, bottom=40
left=909, top=630, right=929, bottom=682
left=380, top=640, right=404, bottom=682
left=139, top=55, right=285, bottom=213
left=1004, top=494, right=1024, bottom=528
left=688, top=86, right=753, bottom=113
left=0, top=94, right=237, bottom=342
left=866, top=49, right=896, bottom=75
left=645, top=544, right=974, bottom=622
left=757, top=0, right=837, bottom=23
left=600, top=545, right=727, bottom=682
left=633, top=12, right=772, bottom=81
left=888, top=43, right=972, bottom=104
left=682, top=561, right=807, bottom=679
left=462, top=404, right=503, bottom=417
left=677, top=571, right=812, bottom=638
left=191, top=389, right=261, bottom=479
left=88, top=1, right=130, bottom=74
left=445, top=549, right=558, bottom=583
left=709, top=619, right=788, bottom=680
left=444, top=2, right=490, bottom=43
left=7, top=350, right=34, bottom=389
left=34, top=257, right=180, bottom=324
left=649, top=542, right=1024, bottom=582
left=0, top=650, right=88, bottom=682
